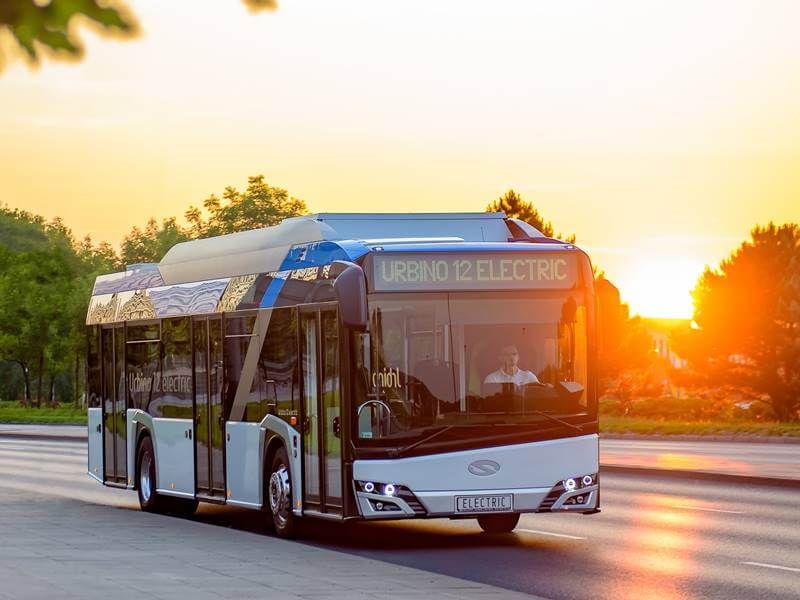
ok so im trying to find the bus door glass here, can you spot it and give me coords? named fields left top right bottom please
left=301, top=307, right=343, bottom=514
left=101, top=326, right=115, bottom=483
left=193, top=316, right=225, bottom=498
left=101, top=325, right=127, bottom=485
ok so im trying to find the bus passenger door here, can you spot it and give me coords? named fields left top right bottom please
left=101, top=325, right=126, bottom=485
left=301, top=307, right=343, bottom=515
left=193, top=316, right=226, bottom=499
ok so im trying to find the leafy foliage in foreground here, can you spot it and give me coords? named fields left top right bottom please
left=0, top=0, right=277, bottom=69
left=0, top=0, right=135, bottom=63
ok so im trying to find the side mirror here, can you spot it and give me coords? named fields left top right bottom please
left=332, top=260, right=368, bottom=331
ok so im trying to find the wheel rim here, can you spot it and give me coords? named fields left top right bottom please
left=268, top=465, right=291, bottom=528
left=140, top=451, right=152, bottom=503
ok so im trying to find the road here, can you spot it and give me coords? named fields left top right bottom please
left=601, top=438, right=800, bottom=481
left=1, top=437, right=798, bottom=600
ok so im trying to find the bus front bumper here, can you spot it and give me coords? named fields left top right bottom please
left=355, top=481, right=599, bottom=519
left=353, top=434, right=600, bottom=519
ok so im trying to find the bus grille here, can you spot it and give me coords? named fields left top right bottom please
left=396, top=487, right=427, bottom=515
left=538, top=482, right=565, bottom=512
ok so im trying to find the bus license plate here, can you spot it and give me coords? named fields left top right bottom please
left=455, top=494, right=513, bottom=513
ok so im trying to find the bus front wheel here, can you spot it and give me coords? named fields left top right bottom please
left=267, top=446, right=297, bottom=538
left=478, top=513, right=520, bottom=534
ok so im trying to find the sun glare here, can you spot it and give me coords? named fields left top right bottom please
left=618, top=258, right=704, bottom=319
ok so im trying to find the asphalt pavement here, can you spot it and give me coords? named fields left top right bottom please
left=600, top=438, right=800, bottom=482
left=0, top=437, right=538, bottom=600
left=1, top=436, right=798, bottom=599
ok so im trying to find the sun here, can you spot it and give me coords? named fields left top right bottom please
left=618, top=258, right=705, bottom=319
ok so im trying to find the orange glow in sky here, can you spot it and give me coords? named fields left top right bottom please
left=1, top=1, right=799, bottom=318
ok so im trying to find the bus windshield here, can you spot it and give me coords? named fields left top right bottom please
left=354, top=290, right=591, bottom=448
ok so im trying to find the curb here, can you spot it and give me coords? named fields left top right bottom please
left=600, top=464, right=800, bottom=489
left=0, top=432, right=87, bottom=443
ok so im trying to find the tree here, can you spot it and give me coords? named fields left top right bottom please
left=120, top=217, right=190, bottom=266
left=0, top=209, right=104, bottom=405
left=117, top=174, right=308, bottom=264
left=0, top=205, right=48, bottom=252
left=486, top=189, right=575, bottom=242
left=689, top=223, right=800, bottom=421
left=185, top=175, right=308, bottom=239
left=1, top=0, right=276, bottom=69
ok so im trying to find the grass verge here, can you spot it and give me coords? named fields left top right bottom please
left=0, top=401, right=87, bottom=425
left=601, top=415, right=800, bottom=437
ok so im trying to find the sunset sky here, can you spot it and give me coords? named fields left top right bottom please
left=1, top=0, right=799, bottom=318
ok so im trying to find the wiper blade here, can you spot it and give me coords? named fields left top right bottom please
left=389, top=425, right=456, bottom=457
left=527, top=410, right=584, bottom=433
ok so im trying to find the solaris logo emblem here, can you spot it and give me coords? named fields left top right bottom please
left=467, top=460, right=501, bottom=476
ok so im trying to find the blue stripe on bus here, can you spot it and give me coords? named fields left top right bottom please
left=258, top=240, right=372, bottom=308
left=259, top=277, right=286, bottom=308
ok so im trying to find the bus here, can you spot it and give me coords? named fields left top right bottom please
left=86, top=212, right=599, bottom=537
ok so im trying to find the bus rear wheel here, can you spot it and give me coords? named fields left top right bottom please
left=478, top=513, right=520, bottom=534
left=267, top=446, right=297, bottom=538
left=137, top=435, right=166, bottom=513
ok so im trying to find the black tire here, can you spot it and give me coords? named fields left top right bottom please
left=136, top=435, right=167, bottom=513
left=478, top=513, right=520, bottom=534
left=266, top=446, right=297, bottom=538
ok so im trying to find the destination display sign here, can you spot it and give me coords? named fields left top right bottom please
left=372, top=253, right=580, bottom=291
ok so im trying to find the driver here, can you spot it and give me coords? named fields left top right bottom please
left=483, top=345, right=540, bottom=386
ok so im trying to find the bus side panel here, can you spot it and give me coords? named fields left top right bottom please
left=152, top=418, right=195, bottom=497
left=225, top=421, right=264, bottom=508
left=87, top=407, right=103, bottom=483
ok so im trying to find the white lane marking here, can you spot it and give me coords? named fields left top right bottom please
left=742, top=561, right=800, bottom=574
left=516, top=528, right=586, bottom=540
left=675, top=504, right=745, bottom=515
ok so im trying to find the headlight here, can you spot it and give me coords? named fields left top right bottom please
left=356, top=480, right=400, bottom=496
left=563, top=473, right=597, bottom=491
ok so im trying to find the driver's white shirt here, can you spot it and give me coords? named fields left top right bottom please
left=483, top=368, right=539, bottom=386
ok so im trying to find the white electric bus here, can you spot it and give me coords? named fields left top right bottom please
left=86, top=213, right=599, bottom=537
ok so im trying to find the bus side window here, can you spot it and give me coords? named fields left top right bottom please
left=87, top=325, right=102, bottom=408
left=249, top=307, right=299, bottom=423
left=158, top=317, right=193, bottom=419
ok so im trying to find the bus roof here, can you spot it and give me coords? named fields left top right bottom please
left=125, top=213, right=548, bottom=288
left=89, top=212, right=576, bottom=300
